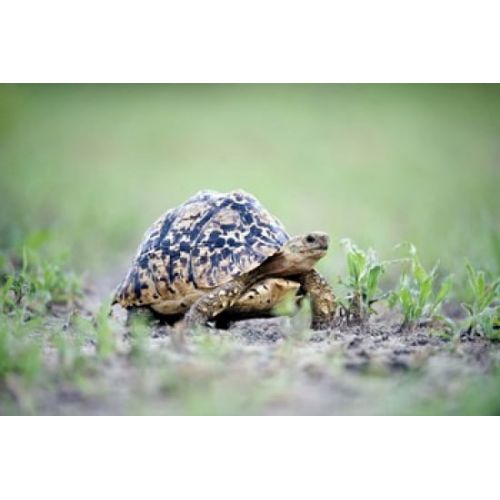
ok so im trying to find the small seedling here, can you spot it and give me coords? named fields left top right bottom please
left=128, top=316, right=149, bottom=362
left=0, top=311, right=43, bottom=383
left=51, top=327, right=89, bottom=382
left=94, top=301, right=117, bottom=358
left=388, top=243, right=453, bottom=331
left=461, top=261, right=500, bottom=339
left=72, top=302, right=118, bottom=359
left=338, top=238, right=386, bottom=324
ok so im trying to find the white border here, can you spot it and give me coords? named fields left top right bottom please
left=1, top=417, right=498, bottom=499
left=1, top=1, right=499, bottom=82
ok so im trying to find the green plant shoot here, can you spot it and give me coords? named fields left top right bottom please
left=339, top=238, right=385, bottom=324
left=461, top=261, right=500, bottom=339
left=388, top=243, right=453, bottom=330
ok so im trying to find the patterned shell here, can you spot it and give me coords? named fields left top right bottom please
left=114, top=190, right=290, bottom=307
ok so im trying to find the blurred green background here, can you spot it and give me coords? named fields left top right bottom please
left=1, top=84, right=499, bottom=284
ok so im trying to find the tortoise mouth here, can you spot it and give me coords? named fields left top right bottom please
left=300, top=247, right=328, bottom=261
left=301, top=243, right=328, bottom=253
left=297, top=243, right=329, bottom=256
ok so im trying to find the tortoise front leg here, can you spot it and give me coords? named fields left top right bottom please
left=184, top=276, right=251, bottom=329
left=299, top=270, right=337, bottom=330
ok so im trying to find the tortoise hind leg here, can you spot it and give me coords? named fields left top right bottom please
left=230, top=278, right=300, bottom=315
left=184, top=275, right=251, bottom=328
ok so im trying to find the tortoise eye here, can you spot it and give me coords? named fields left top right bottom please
left=305, top=234, right=316, bottom=244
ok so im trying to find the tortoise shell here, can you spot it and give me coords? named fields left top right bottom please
left=114, top=190, right=290, bottom=308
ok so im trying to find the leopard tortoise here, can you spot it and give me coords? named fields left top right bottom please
left=112, top=190, right=337, bottom=329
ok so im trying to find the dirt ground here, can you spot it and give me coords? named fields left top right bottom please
left=4, top=291, right=499, bottom=415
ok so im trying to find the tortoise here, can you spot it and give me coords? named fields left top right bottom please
left=112, top=190, right=337, bottom=330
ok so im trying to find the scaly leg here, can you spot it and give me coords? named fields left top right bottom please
left=184, top=275, right=252, bottom=328
left=299, top=270, right=337, bottom=330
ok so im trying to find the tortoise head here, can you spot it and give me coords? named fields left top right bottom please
left=284, top=231, right=329, bottom=256
left=258, top=231, right=330, bottom=277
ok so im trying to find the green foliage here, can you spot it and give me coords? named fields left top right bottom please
left=51, top=325, right=89, bottom=382
left=0, top=231, right=82, bottom=316
left=94, top=301, right=117, bottom=358
left=70, top=303, right=119, bottom=361
left=388, top=243, right=454, bottom=330
left=272, top=290, right=301, bottom=318
left=0, top=231, right=83, bottom=385
left=338, top=239, right=385, bottom=323
left=128, top=316, right=149, bottom=362
left=461, top=261, right=500, bottom=339
left=193, top=332, right=231, bottom=361
left=0, top=312, right=43, bottom=383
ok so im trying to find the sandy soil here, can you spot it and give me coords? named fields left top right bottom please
left=1, top=273, right=499, bottom=415
left=4, top=302, right=496, bottom=415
